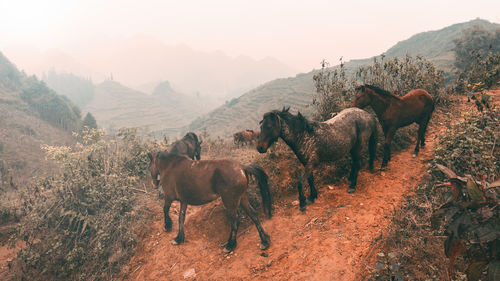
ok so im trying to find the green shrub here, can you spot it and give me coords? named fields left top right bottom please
left=433, top=108, right=499, bottom=181
left=313, top=54, right=446, bottom=122
left=10, top=128, right=158, bottom=280
left=453, top=25, right=500, bottom=91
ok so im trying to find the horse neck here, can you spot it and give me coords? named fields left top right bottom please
left=279, top=119, right=310, bottom=163
left=369, top=92, right=393, bottom=119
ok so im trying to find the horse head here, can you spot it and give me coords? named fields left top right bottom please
left=257, top=109, right=284, bottom=153
left=147, top=152, right=160, bottom=188
left=353, top=85, right=372, bottom=109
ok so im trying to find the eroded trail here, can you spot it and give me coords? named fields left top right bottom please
left=123, top=96, right=476, bottom=281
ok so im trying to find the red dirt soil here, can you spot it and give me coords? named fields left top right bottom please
left=121, top=93, right=499, bottom=281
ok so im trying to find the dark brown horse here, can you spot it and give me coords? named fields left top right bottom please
left=171, top=132, right=202, bottom=160
left=353, top=84, right=434, bottom=170
left=148, top=152, right=272, bottom=253
left=257, top=107, right=378, bottom=211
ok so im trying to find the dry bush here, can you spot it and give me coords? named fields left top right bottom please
left=8, top=128, right=158, bottom=280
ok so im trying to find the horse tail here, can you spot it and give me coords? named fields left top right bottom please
left=244, top=165, right=272, bottom=218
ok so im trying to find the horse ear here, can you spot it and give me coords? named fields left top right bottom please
left=282, top=106, right=290, bottom=112
left=147, top=152, right=153, bottom=161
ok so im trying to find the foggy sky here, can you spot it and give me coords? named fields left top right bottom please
left=1, top=0, right=499, bottom=72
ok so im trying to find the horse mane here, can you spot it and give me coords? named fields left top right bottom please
left=182, top=132, right=199, bottom=143
left=359, top=84, right=401, bottom=100
left=275, top=107, right=316, bottom=133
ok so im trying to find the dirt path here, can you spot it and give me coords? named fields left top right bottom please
left=122, top=93, right=499, bottom=281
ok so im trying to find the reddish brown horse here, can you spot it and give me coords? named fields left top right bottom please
left=233, top=130, right=260, bottom=146
left=148, top=152, right=272, bottom=253
left=353, top=84, right=434, bottom=170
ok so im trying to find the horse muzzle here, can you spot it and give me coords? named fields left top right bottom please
left=256, top=142, right=269, bottom=153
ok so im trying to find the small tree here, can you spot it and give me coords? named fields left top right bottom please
left=453, top=25, right=500, bottom=91
left=82, top=112, right=98, bottom=129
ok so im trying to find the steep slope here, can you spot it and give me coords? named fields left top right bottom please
left=187, top=18, right=499, bottom=137
left=0, top=52, right=75, bottom=191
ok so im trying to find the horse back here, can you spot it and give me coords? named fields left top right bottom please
left=396, top=89, right=434, bottom=123
left=164, top=158, right=247, bottom=205
left=317, top=108, right=377, bottom=159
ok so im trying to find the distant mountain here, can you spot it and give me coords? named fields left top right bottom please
left=4, top=35, right=297, bottom=98
left=187, top=18, right=500, bottom=137
left=83, top=80, right=219, bottom=135
left=43, top=70, right=95, bottom=107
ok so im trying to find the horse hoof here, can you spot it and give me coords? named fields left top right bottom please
left=223, top=247, right=233, bottom=253
left=306, top=197, right=315, bottom=204
left=299, top=206, right=306, bottom=212
left=164, top=227, right=172, bottom=232
left=347, top=188, right=355, bottom=194
left=260, top=242, right=270, bottom=250
left=171, top=240, right=180, bottom=245
left=412, top=154, right=417, bottom=158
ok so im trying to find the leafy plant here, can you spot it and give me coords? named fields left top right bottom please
left=433, top=108, right=499, bottom=181
left=431, top=164, right=499, bottom=281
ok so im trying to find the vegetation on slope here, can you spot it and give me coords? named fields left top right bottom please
left=9, top=128, right=160, bottom=280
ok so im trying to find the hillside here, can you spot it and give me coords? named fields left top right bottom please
left=83, top=80, right=219, bottom=135
left=187, top=72, right=315, bottom=137
left=348, top=18, right=500, bottom=70
left=187, top=18, right=499, bottom=137
left=0, top=52, right=75, bottom=192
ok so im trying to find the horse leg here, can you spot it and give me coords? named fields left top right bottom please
left=298, top=163, right=314, bottom=211
left=240, top=195, right=270, bottom=250
left=172, top=202, right=188, bottom=245
left=381, top=128, right=396, bottom=171
left=307, top=174, right=317, bottom=203
left=223, top=204, right=240, bottom=253
left=348, top=147, right=361, bottom=193
left=368, top=130, right=377, bottom=173
left=163, top=198, right=173, bottom=232
left=420, top=115, right=431, bottom=148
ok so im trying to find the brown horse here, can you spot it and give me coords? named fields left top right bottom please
left=171, top=132, right=202, bottom=160
left=233, top=130, right=260, bottom=146
left=148, top=152, right=272, bottom=253
left=353, top=84, right=434, bottom=170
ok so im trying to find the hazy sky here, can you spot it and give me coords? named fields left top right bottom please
left=1, top=0, right=499, bottom=72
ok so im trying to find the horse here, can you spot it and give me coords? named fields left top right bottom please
left=147, top=151, right=272, bottom=253
left=353, top=84, right=434, bottom=170
left=256, top=107, right=378, bottom=211
left=170, top=132, right=202, bottom=160
left=233, top=130, right=260, bottom=147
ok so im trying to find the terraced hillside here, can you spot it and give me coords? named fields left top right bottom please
left=187, top=72, right=315, bottom=137
left=83, top=80, right=218, bottom=135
